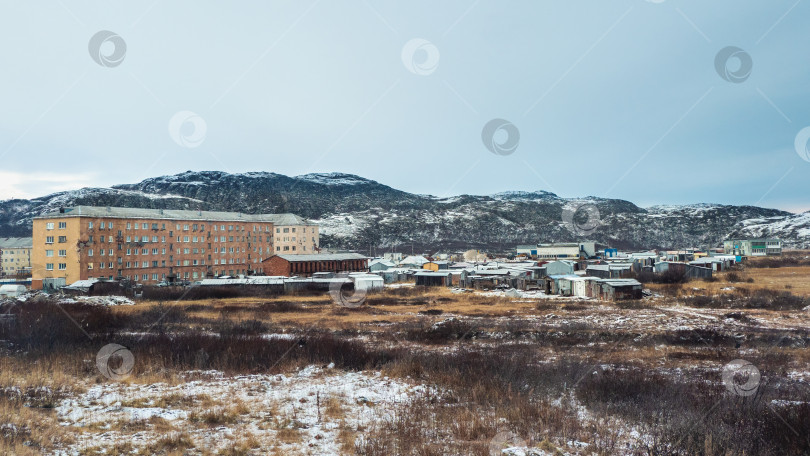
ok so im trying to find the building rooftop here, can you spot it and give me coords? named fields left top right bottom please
left=0, top=237, right=33, bottom=248
left=268, top=253, right=368, bottom=262
left=35, top=206, right=313, bottom=225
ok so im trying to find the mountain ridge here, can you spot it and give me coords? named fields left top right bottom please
left=1, top=171, right=807, bottom=252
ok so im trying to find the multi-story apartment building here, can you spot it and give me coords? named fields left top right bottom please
left=271, top=214, right=320, bottom=254
left=0, top=237, right=33, bottom=277
left=32, top=206, right=319, bottom=286
left=723, top=238, right=782, bottom=257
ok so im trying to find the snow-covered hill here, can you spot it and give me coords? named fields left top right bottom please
left=1, top=171, right=806, bottom=251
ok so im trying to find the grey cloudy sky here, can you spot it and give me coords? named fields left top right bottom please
left=1, top=1, right=809, bottom=212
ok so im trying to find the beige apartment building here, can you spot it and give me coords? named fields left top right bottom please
left=32, top=206, right=319, bottom=286
left=0, top=237, right=33, bottom=277
left=271, top=214, right=320, bottom=254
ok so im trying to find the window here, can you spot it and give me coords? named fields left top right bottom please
left=183, top=224, right=189, bottom=231
left=127, top=222, right=131, bottom=229
left=142, top=223, right=147, bottom=229
left=152, top=273, right=158, bottom=281
left=58, top=236, right=67, bottom=243
left=58, top=222, right=67, bottom=229
left=183, top=236, right=189, bottom=243
left=45, top=250, right=54, bottom=257
left=58, top=250, right=67, bottom=257
left=100, top=222, right=106, bottom=229
left=141, top=236, right=148, bottom=242
left=88, top=222, right=93, bottom=229
left=283, top=228, right=289, bottom=233
left=46, top=222, right=54, bottom=230
left=88, top=249, right=93, bottom=256
left=142, top=274, right=148, bottom=281
left=46, top=263, right=54, bottom=270
left=58, top=263, right=67, bottom=270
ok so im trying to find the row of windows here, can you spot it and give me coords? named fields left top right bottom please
left=48, top=220, right=315, bottom=234
left=44, top=263, right=67, bottom=270
left=44, top=236, right=67, bottom=244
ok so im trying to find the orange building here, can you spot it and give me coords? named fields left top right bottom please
left=32, top=206, right=318, bottom=286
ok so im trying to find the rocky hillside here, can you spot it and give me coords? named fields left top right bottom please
left=1, top=171, right=807, bottom=252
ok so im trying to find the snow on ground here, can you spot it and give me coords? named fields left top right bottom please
left=58, top=295, right=135, bottom=306
left=53, top=366, right=431, bottom=455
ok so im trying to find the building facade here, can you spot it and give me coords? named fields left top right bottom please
left=0, top=237, right=33, bottom=277
left=32, top=206, right=319, bottom=286
left=532, top=242, right=596, bottom=259
left=723, top=239, right=782, bottom=257
left=261, top=253, right=368, bottom=277
left=271, top=214, right=320, bottom=254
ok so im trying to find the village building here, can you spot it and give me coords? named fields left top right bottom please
left=0, top=237, right=33, bottom=277
left=398, top=255, right=430, bottom=269
left=723, top=239, right=782, bottom=256
left=368, top=258, right=396, bottom=272
left=414, top=271, right=453, bottom=287
left=544, top=260, right=576, bottom=276
left=31, top=206, right=318, bottom=287
left=260, top=253, right=368, bottom=277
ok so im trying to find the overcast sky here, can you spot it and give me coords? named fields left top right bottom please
left=1, top=1, right=809, bottom=212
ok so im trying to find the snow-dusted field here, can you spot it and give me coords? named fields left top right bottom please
left=54, top=366, right=432, bottom=455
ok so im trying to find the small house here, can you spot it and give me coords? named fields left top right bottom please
left=414, top=271, right=452, bottom=287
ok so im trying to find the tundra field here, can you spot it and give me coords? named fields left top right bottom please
left=1, top=255, right=809, bottom=455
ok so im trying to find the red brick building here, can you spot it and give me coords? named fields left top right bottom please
left=32, top=206, right=318, bottom=285
left=261, top=253, right=368, bottom=277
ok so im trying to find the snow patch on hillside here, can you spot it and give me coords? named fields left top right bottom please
left=295, top=173, right=372, bottom=186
